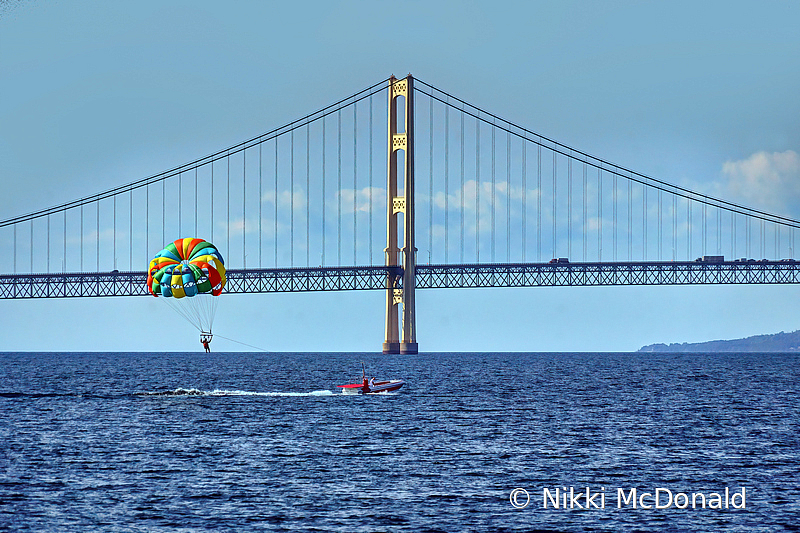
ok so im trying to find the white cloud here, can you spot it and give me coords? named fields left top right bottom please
left=720, top=150, right=800, bottom=214
left=336, top=186, right=386, bottom=214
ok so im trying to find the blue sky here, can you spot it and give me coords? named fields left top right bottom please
left=2, top=0, right=800, bottom=352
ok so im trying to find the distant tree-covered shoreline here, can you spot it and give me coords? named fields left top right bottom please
left=639, top=330, right=800, bottom=352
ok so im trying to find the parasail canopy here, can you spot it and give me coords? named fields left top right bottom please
left=147, top=238, right=226, bottom=333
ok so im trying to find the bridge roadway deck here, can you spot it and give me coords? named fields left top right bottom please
left=1, top=261, right=800, bottom=299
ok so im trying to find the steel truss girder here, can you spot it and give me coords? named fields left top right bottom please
left=0, top=266, right=403, bottom=299
left=0, top=271, right=150, bottom=299
left=413, top=261, right=800, bottom=289
left=223, top=266, right=402, bottom=293
left=2, top=262, right=799, bottom=299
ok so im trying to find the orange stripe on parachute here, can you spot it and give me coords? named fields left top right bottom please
left=179, top=237, right=200, bottom=259
left=185, top=238, right=206, bottom=258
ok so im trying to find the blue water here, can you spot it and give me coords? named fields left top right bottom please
left=1, top=352, right=798, bottom=532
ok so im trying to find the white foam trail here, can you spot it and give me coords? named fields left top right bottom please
left=208, top=389, right=335, bottom=397
left=139, top=388, right=335, bottom=397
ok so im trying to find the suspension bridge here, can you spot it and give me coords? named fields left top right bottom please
left=2, top=75, right=800, bottom=353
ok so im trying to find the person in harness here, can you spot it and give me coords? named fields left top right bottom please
left=201, top=333, right=212, bottom=353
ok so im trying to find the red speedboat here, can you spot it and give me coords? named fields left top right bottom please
left=337, top=364, right=406, bottom=394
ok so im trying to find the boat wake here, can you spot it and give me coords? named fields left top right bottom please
left=137, top=388, right=335, bottom=397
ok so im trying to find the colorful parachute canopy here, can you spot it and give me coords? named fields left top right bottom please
left=147, top=238, right=226, bottom=299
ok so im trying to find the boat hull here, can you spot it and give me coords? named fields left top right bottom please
left=337, top=379, right=406, bottom=394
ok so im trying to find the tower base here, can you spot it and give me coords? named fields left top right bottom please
left=383, top=342, right=400, bottom=354
left=400, top=342, right=418, bottom=355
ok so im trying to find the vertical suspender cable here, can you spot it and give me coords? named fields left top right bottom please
left=506, top=133, right=511, bottom=262
left=771, top=222, right=774, bottom=258
left=537, top=142, right=541, bottom=262
left=291, top=129, right=294, bottom=267
left=145, top=182, right=149, bottom=256
left=227, top=153, right=231, bottom=258
left=627, top=178, right=632, bottom=260
left=688, top=198, right=692, bottom=260
left=429, top=97, right=434, bottom=263
left=759, top=217, right=762, bottom=258
left=613, top=173, right=617, bottom=261
left=96, top=201, right=99, bottom=271
left=30, top=219, right=33, bottom=273
left=475, top=118, right=480, bottom=263
left=658, top=189, right=663, bottom=260
left=128, top=190, right=132, bottom=270
left=48, top=214, right=51, bottom=272
left=776, top=224, right=779, bottom=258
left=80, top=204, right=83, bottom=270
left=522, top=140, right=527, bottom=262
left=307, top=123, right=311, bottom=267
left=322, top=117, right=326, bottom=266
left=370, top=96, right=374, bottom=265
left=552, top=151, right=556, bottom=258
left=259, top=143, right=262, bottom=267
left=702, top=202, right=707, bottom=256
left=195, top=167, right=198, bottom=236
left=757, top=219, right=761, bottom=257
left=459, top=104, right=466, bottom=264
left=657, top=189, right=662, bottom=260
left=567, top=156, right=572, bottom=260
left=746, top=217, right=750, bottom=258
left=582, top=162, right=587, bottom=262
left=445, top=105, right=450, bottom=263
left=460, top=108, right=465, bottom=263
left=643, top=182, right=647, bottom=260
left=243, top=149, right=247, bottom=268
left=178, top=171, right=182, bottom=237
left=354, top=101, right=358, bottom=266
left=275, top=139, right=279, bottom=267
left=597, top=169, right=602, bottom=261
left=338, top=109, right=342, bottom=266
left=673, top=191, right=677, bottom=261
left=211, top=161, right=215, bottom=244
left=597, top=168, right=603, bottom=261
left=491, top=122, right=495, bottom=262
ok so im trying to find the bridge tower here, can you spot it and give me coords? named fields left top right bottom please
left=383, top=75, right=418, bottom=354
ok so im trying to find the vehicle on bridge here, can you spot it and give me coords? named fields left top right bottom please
left=695, top=255, right=725, bottom=263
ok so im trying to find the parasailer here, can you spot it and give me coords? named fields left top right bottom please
left=147, top=238, right=226, bottom=343
left=200, top=332, right=212, bottom=352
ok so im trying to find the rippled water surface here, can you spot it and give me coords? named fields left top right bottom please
left=1, top=352, right=798, bottom=532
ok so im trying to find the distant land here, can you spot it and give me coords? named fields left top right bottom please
left=639, top=330, right=800, bottom=352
